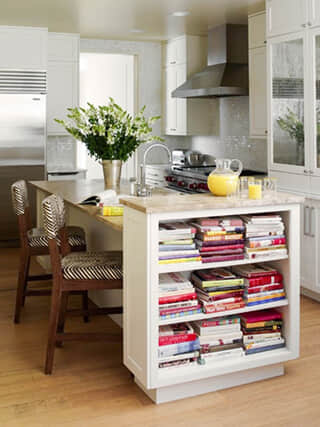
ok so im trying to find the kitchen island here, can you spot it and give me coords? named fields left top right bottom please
left=30, top=180, right=303, bottom=403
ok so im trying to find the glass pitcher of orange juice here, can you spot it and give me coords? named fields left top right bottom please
left=207, top=159, right=243, bottom=196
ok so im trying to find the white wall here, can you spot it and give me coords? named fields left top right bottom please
left=79, top=52, right=135, bottom=180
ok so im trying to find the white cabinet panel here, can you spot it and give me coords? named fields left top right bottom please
left=176, top=64, right=187, bottom=134
left=266, top=0, right=307, bottom=37
left=164, top=37, right=186, bottom=66
left=164, top=66, right=177, bottom=134
left=48, top=33, right=79, bottom=62
left=0, top=26, right=47, bottom=70
left=249, top=12, right=266, bottom=48
left=269, top=170, right=310, bottom=194
left=301, top=202, right=317, bottom=291
left=309, top=0, right=320, bottom=28
left=47, top=61, right=78, bottom=135
left=249, top=46, right=267, bottom=137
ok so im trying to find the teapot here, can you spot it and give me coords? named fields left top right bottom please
left=207, top=158, right=243, bottom=196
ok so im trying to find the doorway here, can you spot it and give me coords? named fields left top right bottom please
left=79, top=52, right=137, bottom=180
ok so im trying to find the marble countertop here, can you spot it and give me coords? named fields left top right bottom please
left=29, top=179, right=304, bottom=225
left=119, top=191, right=304, bottom=213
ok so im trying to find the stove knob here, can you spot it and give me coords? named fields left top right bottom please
left=165, top=176, right=170, bottom=182
left=189, top=183, right=198, bottom=190
left=178, top=181, right=185, bottom=187
left=197, top=182, right=204, bottom=190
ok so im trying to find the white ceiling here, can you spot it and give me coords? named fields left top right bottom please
left=0, top=0, right=265, bottom=41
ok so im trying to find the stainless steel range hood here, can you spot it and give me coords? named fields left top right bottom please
left=172, top=24, right=249, bottom=99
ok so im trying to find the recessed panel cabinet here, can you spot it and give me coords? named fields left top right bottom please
left=0, top=26, right=47, bottom=70
left=162, top=35, right=213, bottom=136
left=47, top=33, right=79, bottom=135
left=266, top=0, right=307, bottom=37
left=249, top=12, right=267, bottom=138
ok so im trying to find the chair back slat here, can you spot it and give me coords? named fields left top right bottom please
left=11, top=180, right=29, bottom=216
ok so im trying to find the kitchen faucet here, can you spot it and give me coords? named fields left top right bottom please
left=136, top=143, right=172, bottom=196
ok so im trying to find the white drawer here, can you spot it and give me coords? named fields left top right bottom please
left=269, top=170, right=310, bottom=194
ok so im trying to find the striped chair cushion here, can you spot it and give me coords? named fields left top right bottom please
left=11, top=180, right=29, bottom=215
left=27, top=226, right=86, bottom=248
left=62, top=251, right=122, bottom=281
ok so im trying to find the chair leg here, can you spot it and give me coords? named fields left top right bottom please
left=14, top=252, right=30, bottom=324
left=56, top=292, right=69, bottom=348
left=82, top=291, right=89, bottom=323
left=45, top=284, right=63, bottom=375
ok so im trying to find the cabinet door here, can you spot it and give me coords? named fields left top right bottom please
left=176, top=64, right=187, bottom=135
left=249, top=12, right=266, bottom=49
left=309, top=0, right=320, bottom=28
left=165, top=38, right=186, bottom=66
left=266, top=0, right=307, bottom=37
left=48, top=33, right=79, bottom=62
left=308, top=28, right=320, bottom=177
left=47, top=61, right=79, bottom=135
left=0, top=27, right=47, bottom=70
left=164, top=66, right=177, bottom=134
left=249, top=46, right=267, bottom=137
left=301, top=202, right=317, bottom=291
left=268, top=33, right=308, bottom=174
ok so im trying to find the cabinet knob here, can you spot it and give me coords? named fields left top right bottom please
left=264, top=40, right=267, bottom=44
left=308, top=22, right=312, bottom=26
left=304, top=169, right=308, bottom=174
left=310, top=170, right=314, bottom=174
left=302, top=23, right=307, bottom=28
left=264, top=130, right=268, bottom=134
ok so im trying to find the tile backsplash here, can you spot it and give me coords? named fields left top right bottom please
left=46, top=136, right=77, bottom=172
left=162, top=96, right=268, bottom=172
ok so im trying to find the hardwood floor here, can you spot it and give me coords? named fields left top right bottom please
left=0, top=248, right=320, bottom=426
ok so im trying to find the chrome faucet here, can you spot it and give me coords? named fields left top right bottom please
left=136, top=143, right=172, bottom=196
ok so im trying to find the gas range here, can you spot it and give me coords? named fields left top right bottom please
left=165, top=165, right=266, bottom=194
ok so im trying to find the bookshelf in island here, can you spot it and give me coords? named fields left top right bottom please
left=120, top=192, right=303, bottom=404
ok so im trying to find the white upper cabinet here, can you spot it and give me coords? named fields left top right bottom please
left=308, top=0, right=320, bottom=28
left=163, top=35, right=213, bottom=136
left=0, top=26, right=47, bottom=70
left=249, top=12, right=267, bottom=138
left=266, top=0, right=307, bottom=37
left=249, top=11, right=266, bottom=48
left=47, top=33, right=79, bottom=135
left=48, top=33, right=79, bottom=62
left=164, top=37, right=187, bottom=66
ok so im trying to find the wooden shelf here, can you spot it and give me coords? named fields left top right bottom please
left=158, top=254, right=289, bottom=274
left=158, top=299, right=289, bottom=325
left=156, top=347, right=293, bottom=388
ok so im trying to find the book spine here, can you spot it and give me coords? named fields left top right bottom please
left=158, top=300, right=199, bottom=310
left=198, top=233, right=243, bottom=242
left=159, top=304, right=201, bottom=315
left=203, top=301, right=245, bottom=314
left=159, top=333, right=198, bottom=346
left=159, top=257, right=201, bottom=264
left=200, top=318, right=240, bottom=327
left=245, top=274, right=283, bottom=287
left=202, top=254, right=244, bottom=263
left=159, top=293, right=197, bottom=305
left=247, top=237, right=286, bottom=248
left=159, top=308, right=202, bottom=320
left=246, top=283, right=283, bottom=294
left=158, top=339, right=200, bottom=358
left=204, top=291, right=244, bottom=302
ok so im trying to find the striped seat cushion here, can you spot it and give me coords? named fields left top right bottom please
left=62, top=251, right=122, bottom=281
left=27, top=226, right=86, bottom=248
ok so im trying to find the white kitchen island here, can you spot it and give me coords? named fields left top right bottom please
left=120, top=191, right=303, bottom=403
left=30, top=180, right=303, bottom=404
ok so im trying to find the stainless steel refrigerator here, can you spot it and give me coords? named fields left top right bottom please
left=0, top=70, right=47, bottom=245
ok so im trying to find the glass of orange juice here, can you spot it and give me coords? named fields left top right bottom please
left=248, top=179, right=262, bottom=200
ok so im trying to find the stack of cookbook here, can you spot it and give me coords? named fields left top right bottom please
left=158, top=323, right=200, bottom=369
left=233, top=264, right=286, bottom=306
left=240, top=309, right=285, bottom=355
left=191, top=268, right=246, bottom=313
left=159, top=272, right=202, bottom=320
left=242, top=214, right=287, bottom=259
left=158, top=221, right=201, bottom=265
left=192, top=217, right=245, bottom=263
left=193, top=316, right=244, bottom=364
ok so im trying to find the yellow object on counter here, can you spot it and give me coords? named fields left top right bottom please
left=101, top=205, right=124, bottom=216
left=207, top=174, right=239, bottom=197
left=248, top=183, right=262, bottom=200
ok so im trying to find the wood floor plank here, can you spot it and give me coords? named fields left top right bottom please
left=0, top=248, right=320, bottom=426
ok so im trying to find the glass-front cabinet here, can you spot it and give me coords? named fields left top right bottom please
left=309, top=28, right=320, bottom=175
left=268, top=32, right=308, bottom=173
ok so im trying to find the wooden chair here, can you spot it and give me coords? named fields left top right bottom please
left=11, top=180, right=87, bottom=324
left=42, top=193, right=123, bottom=375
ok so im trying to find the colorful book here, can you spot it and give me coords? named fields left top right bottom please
left=159, top=257, right=202, bottom=265
left=158, top=338, right=200, bottom=358
left=159, top=292, right=197, bottom=305
left=197, top=316, right=240, bottom=328
left=246, top=237, right=286, bottom=248
left=241, top=309, right=283, bottom=324
left=159, top=333, right=198, bottom=346
left=195, top=239, right=244, bottom=247
left=243, top=274, right=283, bottom=287
left=202, top=300, right=245, bottom=314
left=159, top=307, right=202, bottom=320
left=159, top=304, right=202, bottom=316
left=196, top=233, right=243, bottom=242
left=233, top=264, right=278, bottom=278
left=202, top=254, right=245, bottom=263
left=245, top=342, right=285, bottom=355
left=159, top=322, right=194, bottom=337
